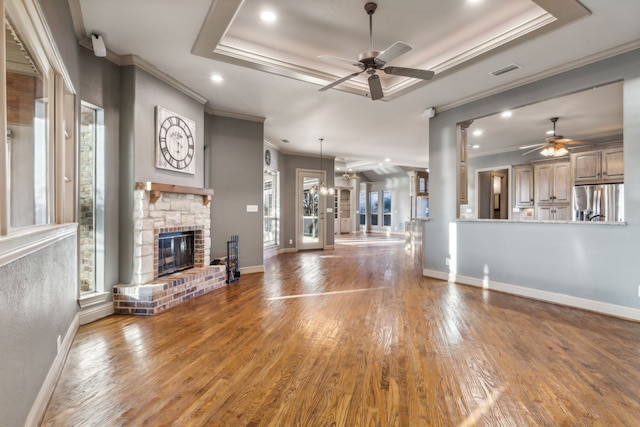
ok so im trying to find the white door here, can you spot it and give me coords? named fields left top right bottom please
left=297, top=169, right=325, bottom=250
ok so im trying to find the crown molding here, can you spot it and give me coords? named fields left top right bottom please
left=204, top=107, right=265, bottom=123
left=119, top=54, right=207, bottom=104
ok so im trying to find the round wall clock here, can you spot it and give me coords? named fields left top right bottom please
left=156, top=106, right=196, bottom=174
left=265, top=149, right=271, bottom=166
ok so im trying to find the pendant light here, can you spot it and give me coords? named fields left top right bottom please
left=309, top=138, right=335, bottom=196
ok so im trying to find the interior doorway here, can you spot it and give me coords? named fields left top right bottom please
left=477, top=169, right=509, bottom=219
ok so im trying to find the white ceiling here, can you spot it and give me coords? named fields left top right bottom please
left=74, top=0, right=640, bottom=171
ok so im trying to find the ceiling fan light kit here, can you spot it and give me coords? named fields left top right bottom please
left=522, top=117, right=587, bottom=157
left=318, top=2, right=434, bottom=100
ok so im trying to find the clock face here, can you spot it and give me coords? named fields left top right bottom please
left=156, top=107, right=196, bottom=174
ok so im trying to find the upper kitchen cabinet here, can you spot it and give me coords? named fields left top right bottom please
left=513, top=164, right=534, bottom=208
left=534, top=160, right=571, bottom=205
left=571, top=144, right=623, bottom=184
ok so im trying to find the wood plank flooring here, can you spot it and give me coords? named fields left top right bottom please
left=42, top=233, right=640, bottom=426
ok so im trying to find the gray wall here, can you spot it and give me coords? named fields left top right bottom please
left=425, top=48, right=640, bottom=309
left=282, top=154, right=336, bottom=249
left=207, top=115, right=264, bottom=269
left=0, top=235, right=78, bottom=427
left=118, top=66, right=206, bottom=284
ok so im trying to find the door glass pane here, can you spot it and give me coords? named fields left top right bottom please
left=302, top=177, right=319, bottom=244
left=263, top=169, right=279, bottom=246
left=6, top=23, right=50, bottom=228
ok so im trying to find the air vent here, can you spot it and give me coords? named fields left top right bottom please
left=490, top=64, right=521, bottom=76
left=281, top=139, right=290, bottom=143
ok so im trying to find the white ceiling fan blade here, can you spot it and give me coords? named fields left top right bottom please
left=318, top=55, right=363, bottom=68
left=318, top=71, right=363, bottom=92
left=522, top=145, right=545, bottom=156
left=519, top=143, right=545, bottom=149
left=368, top=74, right=384, bottom=100
left=375, top=41, right=412, bottom=66
left=383, top=66, right=434, bottom=80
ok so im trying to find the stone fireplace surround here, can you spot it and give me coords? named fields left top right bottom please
left=113, top=183, right=225, bottom=315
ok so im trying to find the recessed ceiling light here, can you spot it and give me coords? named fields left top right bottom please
left=260, top=11, right=277, bottom=22
left=348, top=168, right=352, bottom=171
left=385, top=158, right=391, bottom=162
left=472, top=144, right=480, bottom=149
left=473, top=130, right=483, bottom=136
left=501, top=111, right=512, bottom=118
left=210, top=74, right=223, bottom=83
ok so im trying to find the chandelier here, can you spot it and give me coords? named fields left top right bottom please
left=309, top=138, right=335, bottom=196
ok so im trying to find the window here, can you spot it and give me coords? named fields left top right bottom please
left=359, top=191, right=366, bottom=225
left=383, top=190, right=392, bottom=226
left=5, top=19, right=52, bottom=229
left=369, top=191, right=378, bottom=226
left=79, top=103, right=105, bottom=294
left=263, top=169, right=279, bottom=246
left=1, top=3, right=77, bottom=263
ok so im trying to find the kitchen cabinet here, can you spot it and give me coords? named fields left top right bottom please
left=571, top=146, right=623, bottom=184
left=536, top=205, right=570, bottom=221
left=513, top=164, right=534, bottom=207
left=601, top=147, right=624, bottom=182
left=534, top=161, right=571, bottom=204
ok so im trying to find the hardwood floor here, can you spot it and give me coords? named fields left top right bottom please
left=42, top=233, right=640, bottom=426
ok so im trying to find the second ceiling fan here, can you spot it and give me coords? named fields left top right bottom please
left=318, top=2, right=435, bottom=100
left=521, top=117, right=588, bottom=157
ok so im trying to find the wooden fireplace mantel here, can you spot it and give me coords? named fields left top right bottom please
left=135, top=182, right=214, bottom=205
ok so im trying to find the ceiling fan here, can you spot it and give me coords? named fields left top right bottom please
left=318, top=2, right=435, bottom=100
left=520, top=117, right=588, bottom=157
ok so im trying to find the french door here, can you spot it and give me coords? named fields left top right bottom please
left=296, top=169, right=325, bottom=250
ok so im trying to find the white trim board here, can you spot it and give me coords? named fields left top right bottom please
left=79, top=301, right=115, bottom=325
left=25, top=314, right=79, bottom=427
left=423, top=268, right=640, bottom=322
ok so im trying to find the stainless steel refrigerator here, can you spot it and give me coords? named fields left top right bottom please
left=573, top=184, right=624, bottom=222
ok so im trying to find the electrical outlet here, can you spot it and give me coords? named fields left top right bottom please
left=289, top=239, right=293, bottom=245
left=445, top=257, right=450, bottom=266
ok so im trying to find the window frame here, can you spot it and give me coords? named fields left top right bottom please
left=0, top=0, right=77, bottom=267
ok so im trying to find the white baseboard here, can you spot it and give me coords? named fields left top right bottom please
left=26, top=313, right=80, bottom=427
left=279, top=248, right=297, bottom=254
left=79, top=301, right=115, bottom=325
left=423, top=268, right=640, bottom=322
left=240, top=265, right=264, bottom=275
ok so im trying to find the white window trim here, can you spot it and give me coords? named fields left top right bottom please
left=1, top=0, right=78, bottom=261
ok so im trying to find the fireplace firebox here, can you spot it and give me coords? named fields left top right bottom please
left=158, top=231, right=195, bottom=277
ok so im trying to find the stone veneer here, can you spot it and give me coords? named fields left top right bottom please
left=113, top=187, right=226, bottom=315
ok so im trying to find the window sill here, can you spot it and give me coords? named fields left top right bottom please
left=0, top=223, right=78, bottom=268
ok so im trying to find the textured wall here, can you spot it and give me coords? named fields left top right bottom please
left=0, top=235, right=78, bottom=427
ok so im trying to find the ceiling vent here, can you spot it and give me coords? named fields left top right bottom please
left=490, top=64, right=521, bottom=76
